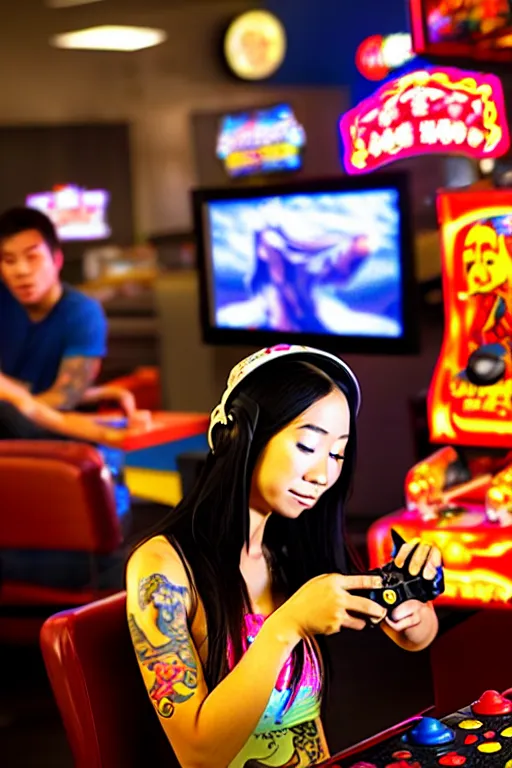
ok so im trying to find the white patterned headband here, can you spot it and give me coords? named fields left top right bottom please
left=208, top=344, right=361, bottom=451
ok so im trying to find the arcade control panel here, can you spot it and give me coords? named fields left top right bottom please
left=322, top=690, right=512, bottom=768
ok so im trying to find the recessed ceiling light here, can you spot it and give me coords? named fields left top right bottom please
left=45, top=0, right=104, bottom=7
left=50, top=25, right=167, bottom=52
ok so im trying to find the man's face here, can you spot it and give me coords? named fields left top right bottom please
left=0, top=229, right=62, bottom=306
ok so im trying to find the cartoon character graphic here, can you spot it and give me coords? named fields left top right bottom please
left=462, top=221, right=512, bottom=385
left=405, top=193, right=512, bottom=526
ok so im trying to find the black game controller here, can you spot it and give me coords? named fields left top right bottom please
left=350, top=529, right=445, bottom=626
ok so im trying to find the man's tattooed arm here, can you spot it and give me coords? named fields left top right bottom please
left=128, top=573, right=198, bottom=719
left=34, top=356, right=101, bottom=410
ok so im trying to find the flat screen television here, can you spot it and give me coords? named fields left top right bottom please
left=216, top=103, right=306, bottom=179
left=193, top=174, right=418, bottom=354
left=409, top=0, right=512, bottom=63
left=26, top=184, right=111, bottom=241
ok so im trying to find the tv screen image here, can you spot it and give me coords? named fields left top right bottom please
left=216, top=103, right=306, bottom=178
left=194, top=176, right=418, bottom=354
left=26, top=184, right=111, bottom=241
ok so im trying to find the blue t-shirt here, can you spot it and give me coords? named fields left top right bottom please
left=0, top=282, right=107, bottom=394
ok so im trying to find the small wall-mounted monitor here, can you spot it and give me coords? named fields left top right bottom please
left=216, top=103, right=306, bottom=179
left=26, top=184, right=111, bottom=241
left=193, top=174, right=418, bottom=354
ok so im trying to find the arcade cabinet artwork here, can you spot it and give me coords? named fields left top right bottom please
left=368, top=190, right=512, bottom=609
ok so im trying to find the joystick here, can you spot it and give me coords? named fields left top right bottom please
left=350, top=530, right=445, bottom=625
left=405, top=717, right=455, bottom=746
left=471, top=690, right=512, bottom=716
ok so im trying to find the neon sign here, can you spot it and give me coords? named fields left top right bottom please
left=429, top=189, right=512, bottom=449
left=224, top=10, right=287, bottom=81
left=26, top=184, right=111, bottom=241
left=339, top=66, right=509, bottom=175
left=355, top=33, right=415, bottom=81
left=216, top=104, right=306, bottom=178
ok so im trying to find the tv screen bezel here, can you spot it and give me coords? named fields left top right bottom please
left=192, top=173, right=419, bottom=355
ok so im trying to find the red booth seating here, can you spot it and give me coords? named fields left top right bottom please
left=40, top=591, right=174, bottom=768
left=0, top=440, right=124, bottom=643
left=104, top=366, right=161, bottom=411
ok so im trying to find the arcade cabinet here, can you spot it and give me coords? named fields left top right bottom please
left=368, top=188, right=512, bottom=609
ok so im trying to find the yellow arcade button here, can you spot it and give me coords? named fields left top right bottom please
left=477, top=742, right=502, bottom=753
left=502, top=727, right=512, bottom=738
left=383, top=589, right=397, bottom=605
left=458, top=719, right=483, bottom=729
left=505, top=760, right=512, bottom=768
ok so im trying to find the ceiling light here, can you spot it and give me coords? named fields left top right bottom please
left=50, top=25, right=167, bottom=52
left=46, top=0, right=104, bottom=7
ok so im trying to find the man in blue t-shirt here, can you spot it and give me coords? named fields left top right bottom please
left=0, top=206, right=107, bottom=409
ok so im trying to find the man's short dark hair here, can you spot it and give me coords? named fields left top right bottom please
left=0, top=206, right=60, bottom=255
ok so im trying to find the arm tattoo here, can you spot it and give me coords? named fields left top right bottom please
left=45, top=356, right=100, bottom=409
left=128, top=573, right=198, bottom=718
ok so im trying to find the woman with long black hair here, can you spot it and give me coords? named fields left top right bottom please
left=126, top=344, right=441, bottom=768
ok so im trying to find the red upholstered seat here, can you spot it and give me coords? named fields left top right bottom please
left=0, top=440, right=124, bottom=641
left=40, top=592, right=174, bottom=768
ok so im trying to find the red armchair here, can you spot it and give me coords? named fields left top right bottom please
left=40, top=591, right=174, bottom=768
left=0, top=440, right=124, bottom=643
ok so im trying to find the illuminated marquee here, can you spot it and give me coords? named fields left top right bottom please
left=429, top=189, right=512, bottom=449
left=26, top=184, right=111, bottom=241
left=339, top=66, right=509, bottom=175
left=216, top=104, right=306, bottom=178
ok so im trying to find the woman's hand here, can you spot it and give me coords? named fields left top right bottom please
left=384, top=599, right=429, bottom=633
left=270, top=573, right=388, bottom=642
left=383, top=538, right=442, bottom=650
left=393, top=538, right=443, bottom=582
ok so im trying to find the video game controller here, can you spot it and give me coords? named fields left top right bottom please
left=350, top=529, right=445, bottom=626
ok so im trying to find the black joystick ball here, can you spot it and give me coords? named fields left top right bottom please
left=465, top=348, right=506, bottom=386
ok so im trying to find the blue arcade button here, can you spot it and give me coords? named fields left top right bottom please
left=405, top=717, right=455, bottom=746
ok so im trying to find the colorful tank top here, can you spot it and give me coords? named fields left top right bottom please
left=227, top=614, right=324, bottom=768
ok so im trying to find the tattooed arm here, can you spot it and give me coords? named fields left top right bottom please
left=126, top=536, right=304, bottom=768
left=34, top=356, right=101, bottom=410
left=0, top=372, right=142, bottom=445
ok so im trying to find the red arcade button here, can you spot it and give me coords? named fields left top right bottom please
left=472, top=690, right=512, bottom=716
left=438, top=753, right=467, bottom=766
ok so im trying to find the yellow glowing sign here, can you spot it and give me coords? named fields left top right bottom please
left=224, top=11, right=287, bottom=81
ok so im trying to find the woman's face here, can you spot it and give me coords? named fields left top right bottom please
left=249, top=388, right=351, bottom=518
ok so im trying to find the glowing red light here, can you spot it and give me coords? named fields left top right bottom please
left=355, top=35, right=389, bottom=81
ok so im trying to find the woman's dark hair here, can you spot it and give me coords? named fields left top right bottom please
left=154, top=357, right=359, bottom=694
